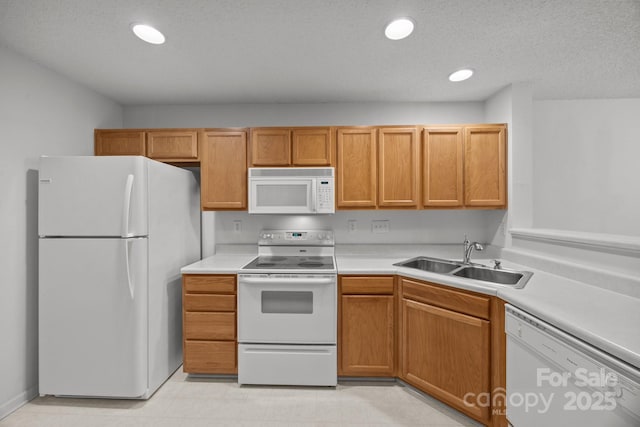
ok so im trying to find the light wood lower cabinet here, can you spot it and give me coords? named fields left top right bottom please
left=338, top=276, right=396, bottom=376
left=399, top=277, right=506, bottom=427
left=182, top=274, right=237, bottom=374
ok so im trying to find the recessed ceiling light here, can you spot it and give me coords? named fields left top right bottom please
left=385, top=18, right=414, bottom=40
left=448, top=69, right=474, bottom=82
left=132, top=24, right=166, bottom=45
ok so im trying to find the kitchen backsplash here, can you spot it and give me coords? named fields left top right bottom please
left=202, top=210, right=506, bottom=256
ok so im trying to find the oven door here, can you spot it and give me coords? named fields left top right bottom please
left=248, top=178, right=316, bottom=214
left=238, top=274, right=336, bottom=344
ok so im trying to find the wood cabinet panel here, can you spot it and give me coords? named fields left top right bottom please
left=200, top=130, right=247, bottom=210
left=422, top=127, right=464, bottom=207
left=378, top=127, right=419, bottom=207
left=336, top=128, right=377, bottom=208
left=340, top=295, right=395, bottom=376
left=183, top=275, right=236, bottom=294
left=401, top=298, right=490, bottom=422
left=146, top=130, right=198, bottom=161
left=182, top=274, right=237, bottom=375
left=341, top=276, right=394, bottom=295
left=250, top=128, right=291, bottom=166
left=183, top=340, right=237, bottom=374
left=184, top=312, right=236, bottom=340
left=184, top=294, right=235, bottom=312
left=401, top=277, right=490, bottom=320
left=464, top=125, right=507, bottom=207
left=292, top=128, right=334, bottom=166
left=94, top=130, right=146, bottom=156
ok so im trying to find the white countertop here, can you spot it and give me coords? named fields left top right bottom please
left=180, top=244, right=640, bottom=370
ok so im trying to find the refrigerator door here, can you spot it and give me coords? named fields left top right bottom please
left=38, top=156, right=148, bottom=237
left=39, top=237, right=148, bottom=398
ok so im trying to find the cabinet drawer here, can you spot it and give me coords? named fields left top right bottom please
left=183, top=275, right=236, bottom=294
left=341, top=276, right=395, bottom=295
left=401, top=277, right=490, bottom=320
left=184, top=294, right=236, bottom=312
left=184, top=312, right=236, bottom=340
left=183, top=340, right=237, bottom=374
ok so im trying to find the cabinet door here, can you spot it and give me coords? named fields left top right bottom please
left=250, top=128, right=291, bottom=166
left=200, top=130, right=247, bottom=210
left=146, top=130, right=198, bottom=161
left=378, top=127, right=419, bottom=207
left=401, top=298, right=490, bottom=423
left=422, top=127, right=464, bottom=207
left=292, top=128, right=334, bottom=166
left=340, top=295, right=395, bottom=376
left=336, top=128, right=377, bottom=208
left=94, top=130, right=146, bottom=156
left=464, top=125, right=507, bottom=207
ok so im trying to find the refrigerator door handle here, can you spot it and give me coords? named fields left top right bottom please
left=124, top=239, right=134, bottom=299
left=122, top=174, right=134, bottom=238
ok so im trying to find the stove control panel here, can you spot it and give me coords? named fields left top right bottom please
left=258, top=230, right=334, bottom=246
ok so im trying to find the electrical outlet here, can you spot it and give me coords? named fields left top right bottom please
left=347, top=219, right=357, bottom=233
left=372, top=220, right=390, bottom=233
left=233, top=220, right=242, bottom=233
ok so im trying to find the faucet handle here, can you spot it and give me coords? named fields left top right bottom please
left=493, top=259, right=502, bottom=270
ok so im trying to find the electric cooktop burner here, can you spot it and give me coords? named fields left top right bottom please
left=242, top=255, right=335, bottom=271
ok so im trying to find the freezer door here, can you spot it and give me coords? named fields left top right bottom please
left=39, top=237, right=148, bottom=398
left=38, top=156, right=148, bottom=237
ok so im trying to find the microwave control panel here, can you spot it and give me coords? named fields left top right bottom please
left=316, top=178, right=334, bottom=212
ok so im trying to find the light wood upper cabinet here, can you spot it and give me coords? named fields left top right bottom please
left=94, top=129, right=146, bottom=156
left=146, top=130, right=198, bottom=161
left=464, top=125, right=507, bottom=208
left=250, top=128, right=291, bottom=166
left=422, top=127, right=464, bottom=207
left=292, top=128, right=334, bottom=166
left=200, top=130, right=247, bottom=210
left=339, top=276, right=396, bottom=377
left=378, top=127, right=419, bottom=207
left=249, top=127, right=334, bottom=166
left=336, top=128, right=377, bottom=208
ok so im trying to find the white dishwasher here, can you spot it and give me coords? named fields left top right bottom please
left=505, top=304, right=640, bottom=427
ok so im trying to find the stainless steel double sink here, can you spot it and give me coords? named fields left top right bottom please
left=393, top=256, right=533, bottom=289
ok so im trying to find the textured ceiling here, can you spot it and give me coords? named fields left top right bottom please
left=1, top=0, right=639, bottom=105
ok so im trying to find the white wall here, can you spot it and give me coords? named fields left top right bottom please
left=0, top=45, right=122, bottom=418
left=532, top=99, right=640, bottom=236
left=124, top=102, right=484, bottom=128
left=123, top=101, right=503, bottom=253
left=484, top=83, right=534, bottom=247
left=210, top=209, right=502, bottom=246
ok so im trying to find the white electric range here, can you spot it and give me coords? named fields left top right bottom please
left=237, top=230, right=337, bottom=386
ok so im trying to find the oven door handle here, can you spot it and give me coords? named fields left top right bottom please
left=239, top=276, right=335, bottom=285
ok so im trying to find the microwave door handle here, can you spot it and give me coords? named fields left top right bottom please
left=311, top=181, right=317, bottom=212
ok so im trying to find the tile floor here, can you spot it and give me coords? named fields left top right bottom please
left=0, top=369, right=482, bottom=427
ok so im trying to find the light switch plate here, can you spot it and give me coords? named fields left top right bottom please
left=347, top=219, right=357, bottom=233
left=233, top=220, right=242, bottom=233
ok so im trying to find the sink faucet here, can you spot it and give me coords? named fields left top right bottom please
left=463, top=235, right=484, bottom=265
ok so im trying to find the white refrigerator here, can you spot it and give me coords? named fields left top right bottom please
left=38, top=156, right=200, bottom=399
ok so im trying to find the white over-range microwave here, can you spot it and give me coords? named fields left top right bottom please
left=248, top=167, right=335, bottom=214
